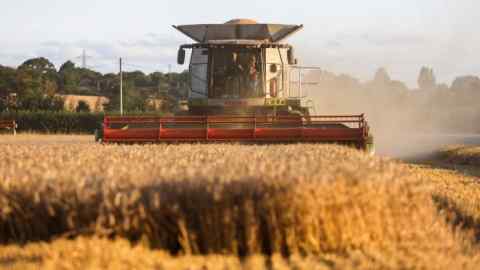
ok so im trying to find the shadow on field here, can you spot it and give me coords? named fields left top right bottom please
left=376, top=132, right=480, bottom=245
left=432, top=195, right=480, bottom=244
left=412, top=160, right=480, bottom=246
left=0, top=255, right=42, bottom=267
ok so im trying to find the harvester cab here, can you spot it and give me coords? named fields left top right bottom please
left=174, top=19, right=309, bottom=116
left=98, top=19, right=374, bottom=154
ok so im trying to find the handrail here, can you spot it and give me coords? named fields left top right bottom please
left=104, top=115, right=367, bottom=129
left=105, top=114, right=365, bottom=120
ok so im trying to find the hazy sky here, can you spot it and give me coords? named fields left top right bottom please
left=0, top=0, right=478, bottom=87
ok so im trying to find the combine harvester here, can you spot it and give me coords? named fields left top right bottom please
left=97, top=19, right=374, bottom=153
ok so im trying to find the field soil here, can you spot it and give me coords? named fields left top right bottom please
left=0, top=134, right=479, bottom=269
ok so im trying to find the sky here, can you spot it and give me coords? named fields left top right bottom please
left=0, top=0, right=478, bottom=87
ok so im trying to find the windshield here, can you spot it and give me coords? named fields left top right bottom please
left=209, top=48, right=264, bottom=98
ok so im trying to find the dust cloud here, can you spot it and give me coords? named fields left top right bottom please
left=303, top=69, right=480, bottom=160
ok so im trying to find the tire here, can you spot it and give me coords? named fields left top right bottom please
left=94, top=128, right=103, bottom=143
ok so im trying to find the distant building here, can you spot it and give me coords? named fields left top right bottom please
left=59, top=95, right=109, bottom=112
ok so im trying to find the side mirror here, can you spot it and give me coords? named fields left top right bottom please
left=177, top=48, right=185, bottom=65
left=270, top=64, right=278, bottom=73
left=287, top=48, right=295, bottom=65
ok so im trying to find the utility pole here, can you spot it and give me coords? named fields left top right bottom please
left=119, top=58, right=123, bottom=115
left=168, top=64, right=172, bottom=94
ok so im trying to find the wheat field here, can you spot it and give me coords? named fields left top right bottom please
left=0, top=134, right=479, bottom=269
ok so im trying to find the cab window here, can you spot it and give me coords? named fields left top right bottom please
left=210, top=48, right=264, bottom=98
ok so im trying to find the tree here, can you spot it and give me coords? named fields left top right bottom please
left=16, top=57, right=59, bottom=109
left=100, top=73, right=120, bottom=96
left=451, top=76, right=480, bottom=92
left=390, top=80, right=409, bottom=92
left=76, top=100, right=91, bottom=112
left=103, top=77, right=148, bottom=112
left=18, top=57, right=56, bottom=73
left=15, top=57, right=61, bottom=111
left=336, top=74, right=361, bottom=90
left=58, top=60, right=78, bottom=93
left=104, top=91, right=147, bottom=112
left=417, top=67, right=436, bottom=90
left=0, top=98, right=7, bottom=112
left=166, top=70, right=190, bottom=98
left=76, top=68, right=102, bottom=91
left=126, top=70, right=151, bottom=87
left=59, top=60, right=75, bottom=73
left=149, top=71, right=167, bottom=86
left=17, top=57, right=57, bottom=86
left=0, top=65, right=17, bottom=94
left=449, top=76, right=480, bottom=107
left=58, top=61, right=103, bottom=95
left=373, top=67, right=391, bottom=85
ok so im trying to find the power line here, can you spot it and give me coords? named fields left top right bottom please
left=123, top=63, right=149, bottom=70
left=122, top=59, right=175, bottom=73
left=68, top=54, right=178, bottom=74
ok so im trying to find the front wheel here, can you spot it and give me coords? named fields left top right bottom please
left=365, top=135, right=375, bottom=156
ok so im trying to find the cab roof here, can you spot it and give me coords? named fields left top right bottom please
left=173, top=20, right=303, bottom=44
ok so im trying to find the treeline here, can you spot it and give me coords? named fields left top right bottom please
left=0, top=57, right=189, bottom=112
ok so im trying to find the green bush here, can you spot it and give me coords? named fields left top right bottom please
left=0, top=111, right=169, bottom=134
left=0, top=111, right=104, bottom=134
